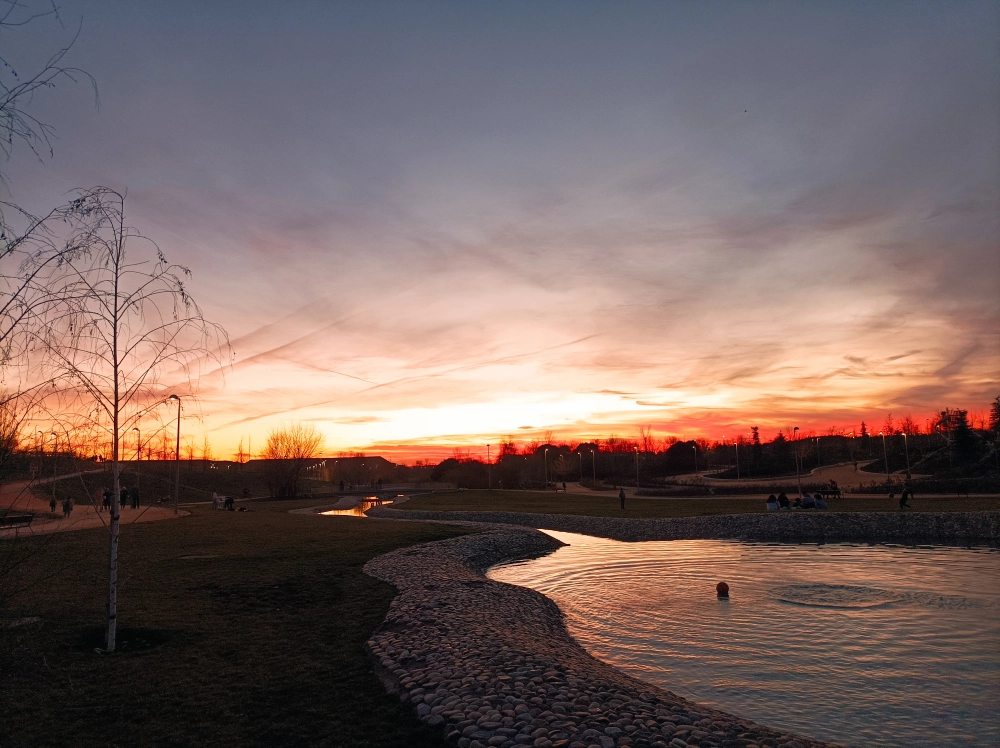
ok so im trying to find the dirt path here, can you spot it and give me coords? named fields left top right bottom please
left=1, top=474, right=186, bottom=538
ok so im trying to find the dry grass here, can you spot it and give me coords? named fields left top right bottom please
left=1, top=500, right=470, bottom=747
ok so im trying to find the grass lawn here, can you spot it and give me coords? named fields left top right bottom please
left=1, top=500, right=470, bottom=747
left=401, top=490, right=1000, bottom=517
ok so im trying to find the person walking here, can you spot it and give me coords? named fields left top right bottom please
left=102, top=488, right=112, bottom=512
left=899, top=488, right=912, bottom=509
left=49, top=496, right=57, bottom=514
left=66, top=497, right=73, bottom=517
left=130, top=485, right=140, bottom=509
left=619, top=488, right=626, bottom=510
left=119, top=485, right=128, bottom=510
left=61, top=498, right=70, bottom=518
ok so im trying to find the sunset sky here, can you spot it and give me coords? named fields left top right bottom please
left=8, top=1, right=999, bottom=461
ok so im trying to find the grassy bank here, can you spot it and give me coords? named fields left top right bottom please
left=1, top=501, right=469, bottom=747
left=401, top=490, right=999, bottom=517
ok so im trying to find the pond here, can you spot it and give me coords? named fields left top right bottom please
left=488, top=531, right=1000, bottom=747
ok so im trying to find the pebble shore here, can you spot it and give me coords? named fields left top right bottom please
left=365, top=527, right=843, bottom=748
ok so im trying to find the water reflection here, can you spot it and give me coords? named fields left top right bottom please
left=320, top=496, right=395, bottom=517
left=489, top=531, right=1000, bottom=748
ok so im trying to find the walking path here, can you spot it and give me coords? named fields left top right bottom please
left=1, top=474, right=186, bottom=538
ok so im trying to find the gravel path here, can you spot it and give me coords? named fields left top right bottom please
left=365, top=527, right=842, bottom=748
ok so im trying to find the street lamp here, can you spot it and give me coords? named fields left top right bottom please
left=902, top=432, right=911, bottom=477
left=133, top=427, right=141, bottom=495
left=168, top=395, right=181, bottom=514
left=880, top=430, right=890, bottom=486
left=692, top=444, right=698, bottom=476
left=578, top=451, right=583, bottom=483
left=793, top=427, right=802, bottom=497
left=50, top=431, right=57, bottom=505
left=634, top=446, right=639, bottom=492
left=544, top=448, right=549, bottom=489
left=590, top=449, right=596, bottom=484
left=487, top=443, right=491, bottom=490
left=734, top=438, right=740, bottom=479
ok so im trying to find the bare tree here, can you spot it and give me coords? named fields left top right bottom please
left=1, top=1, right=97, bottom=182
left=260, top=423, right=324, bottom=498
left=31, top=187, right=229, bottom=652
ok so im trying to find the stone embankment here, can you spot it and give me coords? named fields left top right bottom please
left=365, top=528, right=841, bottom=748
left=365, top=507, right=1000, bottom=546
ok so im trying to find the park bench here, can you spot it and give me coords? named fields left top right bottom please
left=0, top=514, right=34, bottom=528
left=817, top=489, right=842, bottom=500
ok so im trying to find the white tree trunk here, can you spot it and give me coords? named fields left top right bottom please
left=106, top=461, right=120, bottom=651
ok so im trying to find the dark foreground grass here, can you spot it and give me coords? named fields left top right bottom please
left=1, top=501, right=470, bottom=747
left=402, top=490, right=999, bottom=517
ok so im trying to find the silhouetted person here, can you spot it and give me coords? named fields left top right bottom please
left=801, top=494, right=815, bottom=509
left=777, top=492, right=790, bottom=509
left=102, top=488, right=112, bottom=512
left=792, top=496, right=802, bottom=509
left=814, top=493, right=827, bottom=510
left=339, top=480, right=345, bottom=492
left=225, top=495, right=235, bottom=511
left=562, top=481, right=567, bottom=492
left=119, top=486, right=128, bottom=510
left=130, top=486, right=140, bottom=509
left=766, top=494, right=778, bottom=511
left=619, top=488, right=626, bottom=510
left=49, top=496, right=57, bottom=514
left=899, top=489, right=912, bottom=509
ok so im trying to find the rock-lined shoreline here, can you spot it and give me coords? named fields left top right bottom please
left=365, top=527, right=842, bottom=748
left=365, top=507, right=1000, bottom=546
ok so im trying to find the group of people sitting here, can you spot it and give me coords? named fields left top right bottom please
left=765, top=492, right=828, bottom=511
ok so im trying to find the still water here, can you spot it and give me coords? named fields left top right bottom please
left=320, top=497, right=394, bottom=517
left=488, top=532, right=1000, bottom=747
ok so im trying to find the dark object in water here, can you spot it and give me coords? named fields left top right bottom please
left=717, top=581, right=730, bottom=598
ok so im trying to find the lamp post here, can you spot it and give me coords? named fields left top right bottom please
left=793, top=427, right=802, bottom=498
left=168, top=395, right=181, bottom=514
left=735, top=439, right=740, bottom=479
left=590, top=449, right=596, bottom=484
left=634, top=446, right=639, bottom=492
left=880, top=430, right=890, bottom=486
left=902, top=432, right=911, bottom=477
left=487, top=444, right=491, bottom=490
left=692, top=444, right=698, bottom=476
left=543, top=448, right=549, bottom=489
left=578, top=451, right=583, bottom=482
left=133, top=427, right=141, bottom=495
left=50, top=431, right=57, bottom=505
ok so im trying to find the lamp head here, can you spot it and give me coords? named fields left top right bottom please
left=168, top=394, right=180, bottom=402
